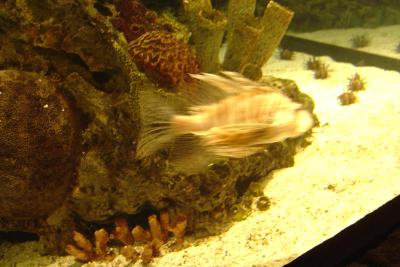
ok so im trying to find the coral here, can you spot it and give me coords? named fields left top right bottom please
left=337, top=73, right=365, bottom=105
left=182, top=0, right=293, bottom=78
left=306, top=56, right=321, bottom=70
left=396, top=42, right=400, bottom=53
left=66, top=211, right=188, bottom=264
left=347, top=73, right=366, bottom=91
left=338, top=91, right=357, bottom=105
left=306, top=56, right=331, bottom=80
left=222, top=1, right=294, bottom=79
left=182, top=1, right=227, bottom=72
left=128, top=31, right=200, bottom=88
left=111, top=0, right=189, bottom=44
left=279, top=48, right=295, bottom=60
left=65, top=229, right=114, bottom=262
left=314, top=62, right=330, bottom=79
left=351, top=34, right=371, bottom=48
left=110, top=0, right=157, bottom=42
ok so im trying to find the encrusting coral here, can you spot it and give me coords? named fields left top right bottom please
left=128, top=31, right=200, bottom=89
left=66, top=211, right=188, bottom=264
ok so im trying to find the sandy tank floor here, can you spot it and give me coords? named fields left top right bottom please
left=1, top=25, right=400, bottom=267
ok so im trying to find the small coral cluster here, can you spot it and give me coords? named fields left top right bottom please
left=128, top=31, right=199, bottom=89
left=338, top=73, right=366, bottom=105
left=66, top=211, right=187, bottom=264
left=306, top=56, right=330, bottom=79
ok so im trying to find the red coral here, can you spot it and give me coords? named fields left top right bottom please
left=111, top=0, right=157, bottom=42
left=128, top=31, right=200, bottom=89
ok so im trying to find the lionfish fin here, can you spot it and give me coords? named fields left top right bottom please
left=168, top=135, right=218, bottom=174
left=136, top=90, right=183, bottom=159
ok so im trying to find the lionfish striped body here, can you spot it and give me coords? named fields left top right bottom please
left=137, top=72, right=313, bottom=172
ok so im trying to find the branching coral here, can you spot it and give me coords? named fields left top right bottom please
left=66, top=211, right=188, bottom=264
left=128, top=31, right=200, bottom=89
left=65, top=229, right=113, bottom=262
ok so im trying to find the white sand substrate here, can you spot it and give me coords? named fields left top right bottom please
left=1, top=26, right=400, bottom=267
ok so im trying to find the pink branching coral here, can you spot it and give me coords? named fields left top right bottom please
left=66, top=211, right=188, bottom=264
left=128, top=31, right=200, bottom=88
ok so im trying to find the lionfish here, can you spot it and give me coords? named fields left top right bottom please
left=137, top=72, right=313, bottom=173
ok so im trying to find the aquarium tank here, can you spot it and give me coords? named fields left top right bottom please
left=0, top=0, right=399, bottom=266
